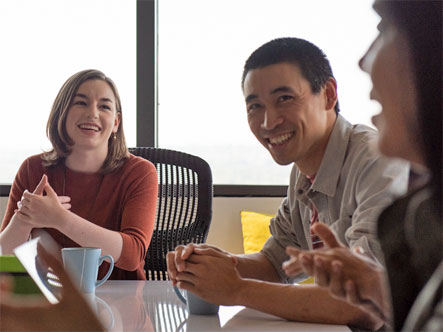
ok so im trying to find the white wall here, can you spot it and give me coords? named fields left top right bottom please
left=0, top=197, right=7, bottom=221
left=0, top=196, right=283, bottom=254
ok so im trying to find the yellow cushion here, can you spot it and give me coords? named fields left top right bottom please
left=240, top=211, right=273, bottom=254
left=298, top=276, right=315, bottom=284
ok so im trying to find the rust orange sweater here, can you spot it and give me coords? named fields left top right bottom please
left=1, top=153, right=158, bottom=280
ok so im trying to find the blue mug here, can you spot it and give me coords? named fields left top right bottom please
left=174, top=286, right=219, bottom=315
left=62, top=248, right=114, bottom=293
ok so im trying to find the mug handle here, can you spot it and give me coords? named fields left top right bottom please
left=95, top=296, right=115, bottom=331
left=96, top=255, right=114, bottom=288
left=174, top=286, right=187, bottom=305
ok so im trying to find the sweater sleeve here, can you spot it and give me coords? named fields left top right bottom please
left=1, top=157, right=35, bottom=232
left=115, top=160, right=158, bottom=271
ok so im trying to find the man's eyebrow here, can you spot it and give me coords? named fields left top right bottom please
left=245, top=94, right=258, bottom=104
left=245, top=86, right=294, bottom=103
left=271, top=86, right=293, bottom=95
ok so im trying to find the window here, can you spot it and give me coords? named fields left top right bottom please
left=1, top=0, right=379, bottom=192
left=157, top=0, right=379, bottom=185
left=0, top=0, right=136, bottom=184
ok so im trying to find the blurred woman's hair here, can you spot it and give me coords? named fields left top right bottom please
left=382, top=0, right=442, bottom=214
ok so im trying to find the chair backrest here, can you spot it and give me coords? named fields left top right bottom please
left=129, top=147, right=213, bottom=280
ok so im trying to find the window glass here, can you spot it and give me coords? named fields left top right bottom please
left=158, top=0, right=379, bottom=185
left=0, top=0, right=136, bottom=184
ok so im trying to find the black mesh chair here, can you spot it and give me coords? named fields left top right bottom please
left=129, top=147, right=213, bottom=280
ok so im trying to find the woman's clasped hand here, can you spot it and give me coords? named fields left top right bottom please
left=15, top=175, right=72, bottom=230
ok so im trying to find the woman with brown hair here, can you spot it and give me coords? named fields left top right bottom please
left=0, top=69, right=158, bottom=280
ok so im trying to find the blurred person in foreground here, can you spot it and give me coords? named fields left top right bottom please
left=0, top=245, right=104, bottom=331
left=284, top=1, right=442, bottom=331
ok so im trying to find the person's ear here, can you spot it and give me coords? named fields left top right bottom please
left=113, top=112, right=121, bottom=133
left=324, top=78, right=338, bottom=111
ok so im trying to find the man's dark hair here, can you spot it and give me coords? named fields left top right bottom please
left=241, top=37, right=340, bottom=114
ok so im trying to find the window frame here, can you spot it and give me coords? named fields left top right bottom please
left=137, top=0, right=287, bottom=197
left=0, top=0, right=287, bottom=198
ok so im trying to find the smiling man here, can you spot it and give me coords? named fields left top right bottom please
left=167, top=37, right=409, bottom=329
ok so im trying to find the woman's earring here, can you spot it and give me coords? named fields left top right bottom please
left=113, top=133, right=117, bottom=140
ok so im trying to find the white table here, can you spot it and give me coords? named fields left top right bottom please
left=93, top=280, right=351, bottom=332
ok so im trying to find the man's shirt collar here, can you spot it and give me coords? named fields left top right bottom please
left=296, top=114, right=352, bottom=197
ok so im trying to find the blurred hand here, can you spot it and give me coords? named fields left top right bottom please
left=0, top=244, right=104, bottom=332
left=283, top=222, right=342, bottom=277
left=283, top=223, right=390, bottom=325
left=281, top=248, right=303, bottom=276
